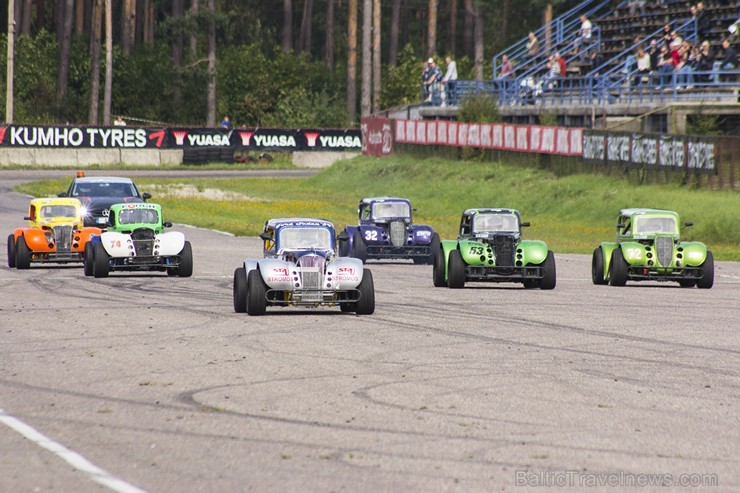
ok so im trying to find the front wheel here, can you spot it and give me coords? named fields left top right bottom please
left=15, top=236, right=31, bottom=270
left=696, top=251, right=714, bottom=289
left=233, top=267, right=247, bottom=313
left=609, top=248, right=628, bottom=286
left=7, top=234, right=16, bottom=268
left=426, top=233, right=440, bottom=265
left=83, top=243, right=94, bottom=277
left=247, top=269, right=267, bottom=315
left=177, top=241, right=194, bottom=277
left=354, top=269, right=375, bottom=315
left=432, top=246, right=447, bottom=287
left=447, top=249, right=466, bottom=289
left=539, top=251, right=557, bottom=290
left=591, top=247, right=607, bottom=285
left=93, top=242, right=110, bottom=278
left=352, top=230, right=367, bottom=263
left=338, top=233, right=349, bottom=257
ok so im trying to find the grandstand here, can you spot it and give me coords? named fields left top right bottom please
left=417, top=0, right=740, bottom=134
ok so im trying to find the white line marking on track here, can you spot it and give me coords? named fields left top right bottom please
left=0, top=407, right=148, bottom=493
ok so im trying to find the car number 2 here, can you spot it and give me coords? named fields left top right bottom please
left=364, top=230, right=378, bottom=241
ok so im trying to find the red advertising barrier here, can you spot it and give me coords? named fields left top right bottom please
left=360, top=118, right=393, bottom=156
left=394, top=119, right=583, bottom=157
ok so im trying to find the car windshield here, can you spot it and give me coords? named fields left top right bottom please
left=73, top=181, right=137, bottom=197
left=472, top=213, right=519, bottom=233
left=118, top=208, right=159, bottom=225
left=40, top=205, right=77, bottom=219
left=279, top=227, right=332, bottom=250
left=634, top=216, right=677, bottom=234
left=372, top=202, right=410, bottom=220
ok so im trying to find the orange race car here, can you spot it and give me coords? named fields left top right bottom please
left=8, top=197, right=102, bottom=269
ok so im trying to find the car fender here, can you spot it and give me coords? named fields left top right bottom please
left=678, top=241, right=708, bottom=267
left=409, top=225, right=435, bottom=245
left=17, top=229, right=55, bottom=252
left=519, top=240, right=549, bottom=266
left=328, top=257, right=364, bottom=289
left=77, top=228, right=102, bottom=249
left=341, top=225, right=360, bottom=252
left=617, top=241, right=649, bottom=266
left=458, top=239, right=489, bottom=266
left=99, top=232, right=132, bottom=257
left=358, top=225, right=385, bottom=245
left=439, top=240, right=459, bottom=280
left=257, top=258, right=295, bottom=290
left=156, top=231, right=186, bottom=256
left=600, top=242, right=619, bottom=274
left=242, top=259, right=260, bottom=277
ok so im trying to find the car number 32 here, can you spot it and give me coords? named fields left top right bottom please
left=364, top=230, right=378, bottom=241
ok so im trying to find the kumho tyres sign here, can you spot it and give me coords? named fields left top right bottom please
left=0, top=125, right=362, bottom=152
left=582, top=130, right=718, bottom=174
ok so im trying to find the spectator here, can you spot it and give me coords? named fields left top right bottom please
left=587, top=49, right=605, bottom=77
left=656, top=45, right=676, bottom=86
left=557, top=52, right=567, bottom=77
left=526, top=32, right=540, bottom=64
left=696, top=40, right=715, bottom=82
left=695, top=2, right=711, bottom=39
left=423, top=58, right=443, bottom=104
left=675, top=52, right=695, bottom=89
left=541, top=54, right=562, bottom=89
left=220, top=116, right=231, bottom=129
left=113, top=116, right=126, bottom=126
left=442, top=56, right=458, bottom=106
left=648, top=39, right=661, bottom=72
left=498, top=55, right=514, bottom=78
left=579, top=15, right=593, bottom=44
left=628, top=0, right=645, bottom=16
left=661, top=24, right=674, bottom=48
left=713, top=39, right=737, bottom=82
left=421, top=61, right=431, bottom=101
left=633, top=46, right=651, bottom=86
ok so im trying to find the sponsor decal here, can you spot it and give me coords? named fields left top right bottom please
left=254, top=134, right=297, bottom=147
left=335, top=275, right=359, bottom=282
left=239, top=131, right=254, bottom=146
left=267, top=276, right=292, bottom=283
left=304, top=132, right=320, bottom=147
left=0, top=126, right=7, bottom=144
left=415, top=230, right=432, bottom=238
left=186, top=133, right=230, bottom=147
left=337, top=267, right=355, bottom=275
left=272, top=267, right=289, bottom=276
left=172, top=131, right=188, bottom=145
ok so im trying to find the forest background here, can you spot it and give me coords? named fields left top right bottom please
left=0, top=0, right=580, bottom=128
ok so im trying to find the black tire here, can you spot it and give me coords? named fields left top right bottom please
left=177, top=241, right=193, bottom=277
left=432, top=246, right=447, bottom=287
left=93, top=242, right=110, bottom=278
left=247, top=269, right=267, bottom=315
left=7, top=234, right=16, bottom=268
left=15, top=236, right=31, bottom=270
left=447, top=249, right=466, bottom=288
left=426, top=233, right=440, bottom=265
left=522, top=280, right=538, bottom=289
left=609, top=248, right=628, bottom=286
left=354, top=269, right=375, bottom=315
left=233, top=267, right=247, bottom=313
left=338, top=232, right=349, bottom=257
left=696, top=251, right=714, bottom=289
left=591, top=247, right=607, bottom=285
left=340, top=302, right=354, bottom=312
left=679, top=279, right=696, bottom=288
left=83, top=243, right=94, bottom=277
left=539, top=251, right=557, bottom=290
left=352, top=230, right=367, bottom=263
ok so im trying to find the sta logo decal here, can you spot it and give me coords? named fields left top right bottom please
left=338, top=267, right=355, bottom=275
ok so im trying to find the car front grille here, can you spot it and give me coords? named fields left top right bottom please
left=132, top=228, right=155, bottom=256
left=492, top=235, right=515, bottom=267
left=655, top=236, right=673, bottom=267
left=389, top=220, right=406, bottom=247
left=297, top=254, right=325, bottom=290
left=53, top=225, right=73, bottom=252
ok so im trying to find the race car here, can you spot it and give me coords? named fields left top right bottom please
left=59, top=173, right=151, bottom=227
left=337, top=197, right=439, bottom=263
left=433, top=208, right=556, bottom=289
left=233, top=218, right=375, bottom=315
left=84, top=202, right=193, bottom=278
left=8, top=197, right=102, bottom=269
left=592, top=208, right=713, bottom=288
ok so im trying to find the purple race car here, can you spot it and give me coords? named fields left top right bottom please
left=337, top=197, right=439, bottom=264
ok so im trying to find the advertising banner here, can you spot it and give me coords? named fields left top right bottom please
left=361, top=118, right=393, bottom=157
left=0, top=125, right=166, bottom=149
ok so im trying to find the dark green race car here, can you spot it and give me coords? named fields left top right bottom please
left=433, top=208, right=556, bottom=289
left=592, top=208, right=713, bottom=288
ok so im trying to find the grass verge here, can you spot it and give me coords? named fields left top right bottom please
left=14, top=154, right=740, bottom=260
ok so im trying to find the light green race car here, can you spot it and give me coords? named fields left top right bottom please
left=592, top=208, right=713, bottom=288
left=433, top=208, right=556, bottom=289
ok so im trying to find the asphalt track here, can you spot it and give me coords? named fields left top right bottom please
left=1, top=170, right=738, bottom=492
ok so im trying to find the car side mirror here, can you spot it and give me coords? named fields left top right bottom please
left=259, top=232, right=272, bottom=242
left=684, top=221, right=693, bottom=228
left=617, top=223, right=625, bottom=229
left=142, top=192, right=152, bottom=201
left=163, top=222, right=172, bottom=228
left=24, top=216, right=32, bottom=221
left=521, top=221, right=530, bottom=227
left=58, top=192, right=68, bottom=197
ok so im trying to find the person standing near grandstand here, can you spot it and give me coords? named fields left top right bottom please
left=713, top=39, right=737, bottom=83
left=632, top=46, right=651, bottom=86
left=526, top=32, right=540, bottom=66
left=442, top=56, right=458, bottom=106
left=695, top=2, right=711, bottom=40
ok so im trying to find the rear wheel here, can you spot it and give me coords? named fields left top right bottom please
left=522, top=279, right=538, bottom=289
left=340, top=302, right=354, bottom=312
left=432, top=246, right=447, bottom=287
left=447, top=250, right=466, bottom=289
left=679, top=279, right=696, bottom=288
left=338, top=234, right=349, bottom=257
left=354, top=269, right=375, bottom=315
left=233, top=267, right=247, bottom=313
left=696, top=251, right=714, bottom=289
left=177, top=241, right=193, bottom=277
left=539, top=251, right=557, bottom=290
left=83, top=243, right=94, bottom=276
left=609, top=248, right=627, bottom=286
left=247, top=269, right=267, bottom=315
left=591, top=247, right=607, bottom=285
left=426, top=233, right=440, bottom=265
left=7, top=234, right=16, bottom=268
left=15, top=236, right=31, bottom=270
left=93, top=242, right=110, bottom=278
left=352, top=230, right=367, bottom=263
